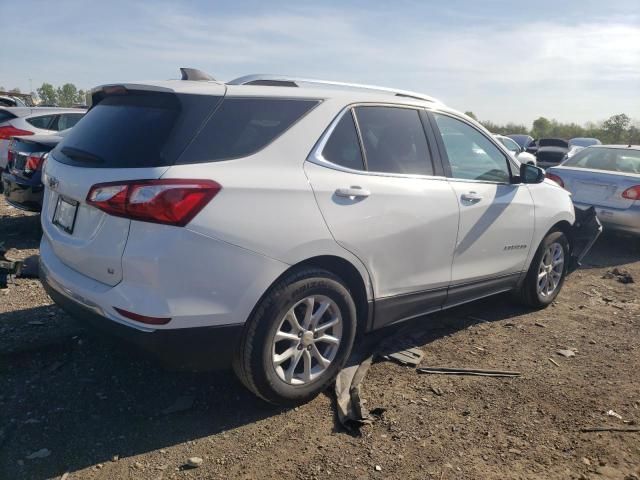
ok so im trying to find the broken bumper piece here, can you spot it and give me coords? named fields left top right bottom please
left=568, top=206, right=603, bottom=273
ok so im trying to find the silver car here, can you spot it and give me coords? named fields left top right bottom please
left=546, top=145, right=640, bottom=235
left=0, top=107, right=86, bottom=172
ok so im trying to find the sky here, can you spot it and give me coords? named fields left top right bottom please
left=2, top=0, right=639, bottom=126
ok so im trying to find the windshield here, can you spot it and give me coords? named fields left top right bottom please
left=563, top=148, right=640, bottom=174
left=569, top=138, right=601, bottom=147
left=506, top=134, right=532, bottom=148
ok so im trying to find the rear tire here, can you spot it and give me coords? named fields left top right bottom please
left=233, top=268, right=357, bottom=405
left=516, top=230, right=569, bottom=308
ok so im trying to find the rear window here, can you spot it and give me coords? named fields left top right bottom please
left=52, top=93, right=221, bottom=168
left=563, top=148, right=640, bottom=174
left=54, top=113, right=84, bottom=131
left=178, top=98, right=319, bottom=164
left=539, top=138, right=568, bottom=148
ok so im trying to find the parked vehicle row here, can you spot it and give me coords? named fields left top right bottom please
left=0, top=107, right=85, bottom=175
left=494, top=134, right=537, bottom=165
left=34, top=69, right=601, bottom=405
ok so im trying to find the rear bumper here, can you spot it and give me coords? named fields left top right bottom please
left=1, top=170, right=43, bottom=211
left=41, top=259, right=243, bottom=370
left=574, top=201, right=640, bottom=236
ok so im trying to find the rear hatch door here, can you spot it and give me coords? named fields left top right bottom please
left=42, top=85, right=224, bottom=286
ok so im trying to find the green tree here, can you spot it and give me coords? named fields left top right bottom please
left=464, top=111, right=478, bottom=121
left=37, top=83, right=58, bottom=105
left=56, top=83, right=79, bottom=107
left=601, top=113, right=631, bottom=144
left=76, top=89, right=87, bottom=105
left=531, top=117, right=552, bottom=138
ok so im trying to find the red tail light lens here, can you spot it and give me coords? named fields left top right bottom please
left=86, top=179, right=221, bottom=226
left=0, top=126, right=34, bottom=140
left=545, top=172, right=565, bottom=188
left=24, top=152, right=46, bottom=174
left=621, top=185, right=640, bottom=200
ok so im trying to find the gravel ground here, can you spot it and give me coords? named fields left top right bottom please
left=1, top=196, right=639, bottom=480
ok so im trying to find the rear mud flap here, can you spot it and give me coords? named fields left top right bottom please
left=568, top=206, right=603, bottom=273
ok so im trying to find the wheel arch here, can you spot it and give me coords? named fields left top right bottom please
left=256, top=255, right=372, bottom=334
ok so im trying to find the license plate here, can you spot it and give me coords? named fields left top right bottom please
left=52, top=196, right=79, bottom=234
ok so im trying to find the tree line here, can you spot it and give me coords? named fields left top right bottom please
left=0, top=83, right=88, bottom=107
left=466, top=111, right=640, bottom=145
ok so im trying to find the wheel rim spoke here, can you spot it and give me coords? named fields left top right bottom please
left=272, top=294, right=343, bottom=385
left=537, top=242, right=565, bottom=298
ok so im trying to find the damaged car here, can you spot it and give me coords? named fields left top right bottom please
left=39, top=70, right=601, bottom=405
left=535, top=138, right=570, bottom=168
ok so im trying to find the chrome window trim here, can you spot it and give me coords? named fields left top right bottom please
left=307, top=102, right=448, bottom=182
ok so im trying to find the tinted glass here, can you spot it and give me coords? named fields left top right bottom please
left=506, top=135, right=532, bottom=148
left=180, top=98, right=318, bottom=163
left=354, top=106, right=432, bottom=175
left=0, top=110, right=16, bottom=124
left=52, top=93, right=221, bottom=168
left=538, top=138, right=568, bottom=148
left=56, top=113, right=84, bottom=131
left=321, top=112, right=364, bottom=170
left=26, top=115, right=55, bottom=129
left=434, top=113, right=511, bottom=182
left=563, top=148, right=640, bottom=174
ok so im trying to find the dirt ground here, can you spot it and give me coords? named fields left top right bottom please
left=1, top=196, right=639, bottom=480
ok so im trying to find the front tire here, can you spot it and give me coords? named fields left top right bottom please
left=233, top=268, right=357, bottom=405
left=516, top=231, right=569, bottom=308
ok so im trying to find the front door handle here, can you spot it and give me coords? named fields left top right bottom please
left=335, top=186, right=371, bottom=198
left=461, top=191, right=483, bottom=204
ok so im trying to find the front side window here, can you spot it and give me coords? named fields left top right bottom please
left=433, top=113, right=511, bottom=183
left=354, top=106, right=433, bottom=176
left=321, top=111, right=364, bottom=170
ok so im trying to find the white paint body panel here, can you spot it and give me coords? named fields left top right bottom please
left=448, top=181, right=535, bottom=283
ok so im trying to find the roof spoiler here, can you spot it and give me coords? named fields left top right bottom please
left=180, top=68, right=216, bottom=81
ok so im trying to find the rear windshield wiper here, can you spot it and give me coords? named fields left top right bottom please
left=61, top=146, right=104, bottom=164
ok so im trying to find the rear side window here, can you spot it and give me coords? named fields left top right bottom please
left=321, top=112, right=364, bottom=170
left=354, top=106, right=433, bottom=176
left=0, top=110, right=16, bottom=124
left=53, top=93, right=221, bottom=168
left=26, top=115, right=55, bottom=130
left=180, top=98, right=318, bottom=163
left=54, top=113, right=84, bottom=131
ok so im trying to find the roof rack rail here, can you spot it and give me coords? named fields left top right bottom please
left=180, top=67, right=216, bottom=81
left=227, top=74, right=441, bottom=103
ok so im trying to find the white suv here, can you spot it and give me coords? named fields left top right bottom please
left=39, top=70, right=599, bottom=405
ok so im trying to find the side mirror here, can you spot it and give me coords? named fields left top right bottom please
left=520, top=163, right=545, bottom=184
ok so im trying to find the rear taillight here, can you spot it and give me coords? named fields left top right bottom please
left=86, top=179, right=221, bottom=226
left=545, top=172, right=565, bottom=188
left=621, top=185, right=640, bottom=200
left=24, top=152, right=46, bottom=174
left=0, top=126, right=34, bottom=140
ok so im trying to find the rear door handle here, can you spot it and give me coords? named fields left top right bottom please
left=461, top=191, right=483, bottom=204
left=335, top=187, right=371, bottom=198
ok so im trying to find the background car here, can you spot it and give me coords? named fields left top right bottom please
left=0, top=95, right=27, bottom=107
left=565, top=137, right=602, bottom=160
left=0, top=107, right=86, bottom=177
left=2, top=131, right=66, bottom=211
left=506, top=134, right=534, bottom=150
left=535, top=138, right=570, bottom=168
left=546, top=145, right=640, bottom=235
left=494, top=134, right=537, bottom=165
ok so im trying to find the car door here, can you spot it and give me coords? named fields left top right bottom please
left=304, top=105, right=460, bottom=328
left=429, top=112, right=535, bottom=306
